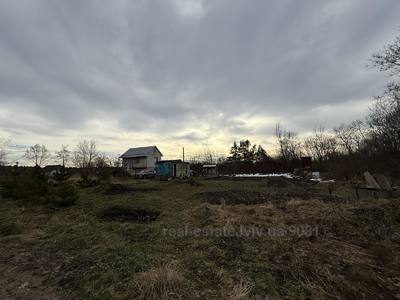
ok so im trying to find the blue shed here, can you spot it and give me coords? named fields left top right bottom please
left=155, top=160, right=190, bottom=179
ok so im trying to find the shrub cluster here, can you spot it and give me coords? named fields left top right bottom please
left=0, top=167, right=78, bottom=207
left=48, top=182, right=79, bottom=207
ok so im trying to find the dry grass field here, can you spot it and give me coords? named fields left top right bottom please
left=1, top=176, right=400, bottom=299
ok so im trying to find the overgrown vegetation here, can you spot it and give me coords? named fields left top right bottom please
left=48, top=182, right=79, bottom=207
left=134, top=263, right=192, bottom=299
left=0, top=177, right=399, bottom=299
left=0, top=167, right=78, bottom=207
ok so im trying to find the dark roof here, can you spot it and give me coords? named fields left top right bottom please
left=156, top=159, right=189, bottom=164
left=120, top=146, right=163, bottom=158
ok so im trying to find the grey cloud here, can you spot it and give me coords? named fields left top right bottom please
left=0, top=0, right=399, bottom=153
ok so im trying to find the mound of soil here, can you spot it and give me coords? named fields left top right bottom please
left=98, top=206, right=160, bottom=223
left=102, top=184, right=158, bottom=195
left=199, top=189, right=343, bottom=205
left=199, top=190, right=271, bottom=205
left=281, top=190, right=343, bottom=202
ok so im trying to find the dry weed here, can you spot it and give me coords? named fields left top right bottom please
left=228, top=278, right=254, bottom=300
left=135, top=262, right=190, bottom=300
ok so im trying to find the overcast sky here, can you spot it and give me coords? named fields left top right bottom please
left=0, top=0, right=399, bottom=163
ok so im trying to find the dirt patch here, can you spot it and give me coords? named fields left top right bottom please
left=98, top=206, right=160, bottom=223
left=199, top=190, right=272, bottom=205
left=281, top=190, right=344, bottom=202
left=198, top=189, right=343, bottom=205
left=0, top=239, right=63, bottom=300
left=102, top=184, right=159, bottom=195
left=0, top=261, right=60, bottom=300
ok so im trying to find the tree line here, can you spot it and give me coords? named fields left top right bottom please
left=21, top=140, right=121, bottom=168
left=206, top=33, right=400, bottom=176
left=273, top=34, right=400, bottom=163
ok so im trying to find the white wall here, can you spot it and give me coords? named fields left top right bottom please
left=146, top=152, right=161, bottom=168
left=123, top=149, right=162, bottom=175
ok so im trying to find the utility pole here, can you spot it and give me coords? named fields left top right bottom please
left=182, top=147, right=185, bottom=162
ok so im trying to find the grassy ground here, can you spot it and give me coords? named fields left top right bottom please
left=0, top=177, right=400, bottom=299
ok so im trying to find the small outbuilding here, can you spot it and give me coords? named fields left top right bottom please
left=203, top=164, right=218, bottom=176
left=155, top=160, right=190, bottom=179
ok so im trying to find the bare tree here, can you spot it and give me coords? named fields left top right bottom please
left=367, top=91, right=400, bottom=153
left=334, top=124, right=355, bottom=154
left=334, top=120, right=366, bottom=154
left=94, top=152, right=111, bottom=168
left=202, top=148, right=218, bottom=164
left=0, top=138, right=8, bottom=166
left=24, top=144, right=51, bottom=167
left=369, top=34, right=400, bottom=154
left=55, top=145, right=70, bottom=167
left=189, top=148, right=218, bottom=164
left=275, top=124, right=302, bottom=161
left=370, top=35, right=400, bottom=76
left=188, top=152, right=202, bottom=164
left=304, top=127, right=338, bottom=161
left=72, top=140, right=98, bottom=168
left=111, top=156, right=122, bottom=167
left=216, top=155, right=227, bottom=164
left=0, top=149, right=5, bottom=166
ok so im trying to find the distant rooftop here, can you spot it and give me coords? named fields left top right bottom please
left=120, top=146, right=163, bottom=158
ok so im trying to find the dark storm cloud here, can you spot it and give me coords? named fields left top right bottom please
left=0, top=0, right=400, bottom=147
